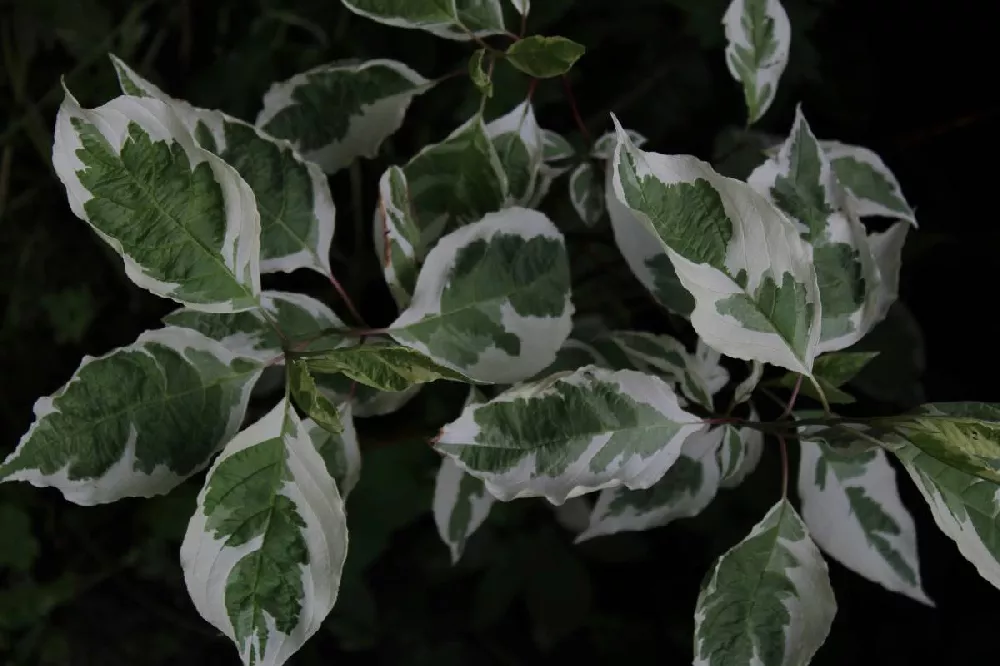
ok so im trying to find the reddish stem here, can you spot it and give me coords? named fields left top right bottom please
left=562, top=75, right=592, bottom=144
left=778, top=435, right=789, bottom=498
left=328, top=273, right=368, bottom=328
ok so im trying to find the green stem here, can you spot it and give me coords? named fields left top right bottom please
left=807, top=374, right=832, bottom=415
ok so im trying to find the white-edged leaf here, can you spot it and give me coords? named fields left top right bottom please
left=748, top=108, right=881, bottom=353
left=569, top=162, right=604, bottom=226
left=576, top=426, right=724, bottom=542
left=433, top=456, right=495, bottom=563
left=693, top=341, right=731, bottom=396
left=373, top=165, right=421, bottom=308
left=868, top=220, right=909, bottom=317
left=0, top=327, right=264, bottom=505
left=694, top=498, right=836, bottom=666
left=402, top=115, right=509, bottom=251
left=525, top=161, right=570, bottom=208
left=341, top=0, right=505, bottom=41
left=527, top=338, right=611, bottom=382
left=110, top=55, right=336, bottom=277
left=604, top=157, right=695, bottom=317
left=506, top=0, right=529, bottom=16
left=486, top=100, right=543, bottom=205
left=542, top=129, right=574, bottom=162
left=164, top=291, right=344, bottom=362
left=389, top=207, right=572, bottom=384
left=822, top=141, right=917, bottom=225
left=611, top=121, right=822, bottom=375
left=892, top=440, right=1000, bottom=591
left=304, top=403, right=361, bottom=499
left=717, top=407, right=764, bottom=488
left=435, top=366, right=703, bottom=504
left=732, top=361, right=764, bottom=405
left=606, top=331, right=715, bottom=411
left=722, top=0, right=791, bottom=124
left=798, top=438, right=931, bottom=604
left=181, top=398, right=347, bottom=666
left=52, top=88, right=260, bottom=313
left=256, top=59, right=432, bottom=174
left=591, top=128, right=645, bottom=160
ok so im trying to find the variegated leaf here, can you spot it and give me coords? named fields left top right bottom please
left=569, top=162, right=604, bottom=226
left=110, top=56, right=336, bottom=277
left=435, top=366, right=703, bottom=504
left=298, top=340, right=471, bottom=392
left=722, top=0, right=791, bottom=124
left=889, top=403, right=1000, bottom=485
left=433, top=456, right=495, bottom=563
left=0, top=328, right=263, bottom=505
left=486, top=101, right=543, bottom=205
left=732, top=361, right=764, bottom=406
left=402, top=116, right=508, bottom=250
left=604, top=157, right=695, bottom=317
left=822, top=141, right=917, bottom=225
left=288, top=359, right=344, bottom=433
left=748, top=108, right=880, bottom=353
left=611, top=121, right=822, bottom=375
left=341, top=0, right=506, bottom=41
left=891, top=440, right=1000, bottom=591
left=52, top=89, right=260, bottom=313
left=717, top=408, right=764, bottom=488
left=304, top=403, right=361, bottom=498
left=692, top=341, right=732, bottom=397
left=868, top=220, right=909, bottom=316
left=542, top=129, right=574, bottom=162
left=798, top=438, right=931, bottom=604
left=390, top=207, right=572, bottom=384
left=606, top=331, right=715, bottom=411
left=694, top=499, right=836, bottom=666
left=373, top=166, right=421, bottom=308
left=591, top=128, right=645, bottom=161
left=181, top=399, right=347, bottom=666
left=576, top=426, right=724, bottom=542
left=507, top=0, right=529, bottom=16
left=256, top=59, right=432, bottom=173
left=528, top=338, right=610, bottom=382
left=164, top=291, right=343, bottom=362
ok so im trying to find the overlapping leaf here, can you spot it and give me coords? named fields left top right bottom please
left=304, top=403, right=361, bottom=498
left=605, top=331, right=718, bottom=411
left=435, top=366, right=703, bottom=504
left=722, top=0, right=791, bottom=124
left=822, top=141, right=917, bottom=225
left=694, top=499, right=836, bottom=666
left=389, top=207, right=572, bottom=384
left=181, top=399, right=348, bottom=666
left=52, top=88, right=260, bottom=312
left=576, top=426, right=724, bottom=541
left=486, top=101, right=543, bottom=205
left=0, top=328, right=264, bottom=505
left=433, top=456, right=495, bottom=563
left=610, top=122, right=822, bottom=375
left=798, top=439, right=931, bottom=604
left=717, top=408, right=764, bottom=488
left=888, top=403, right=1000, bottom=484
left=373, top=166, right=422, bottom=308
left=111, top=56, right=337, bottom=277
left=297, top=340, right=471, bottom=392
left=256, top=59, right=432, bottom=173
left=569, top=162, right=604, bottom=226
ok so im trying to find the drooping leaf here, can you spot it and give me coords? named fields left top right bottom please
left=303, top=403, right=361, bottom=498
left=390, top=207, right=573, bottom=384
left=288, top=359, right=344, bottom=433
left=256, top=59, right=432, bottom=173
left=402, top=116, right=508, bottom=250
left=717, top=408, right=764, bottom=488
left=433, top=456, right=495, bottom=563
left=591, top=128, right=646, bottom=161
left=610, top=121, right=822, bottom=375
left=373, top=166, right=422, bottom=308
left=341, top=0, right=506, bottom=40
left=693, top=499, right=836, bottom=666
left=773, top=351, right=879, bottom=405
left=52, top=89, right=260, bottom=313
left=486, top=101, right=543, bottom=205
left=605, top=331, right=717, bottom=411
left=822, top=141, right=917, bottom=225
left=181, top=399, right=348, bottom=666
left=722, top=0, right=791, bottom=124
left=469, top=48, right=493, bottom=97
left=297, top=340, right=471, bottom=392
left=164, top=291, right=344, bottom=362
left=569, top=162, right=604, bottom=226
left=891, top=440, right=1000, bottom=592
left=505, top=35, right=585, bottom=79
left=604, top=156, right=695, bottom=317
left=798, top=439, right=931, bottom=604
left=541, top=129, right=575, bottom=162
left=731, top=360, right=764, bottom=406
left=435, top=366, right=703, bottom=504
left=576, top=426, right=724, bottom=541
left=111, top=56, right=337, bottom=277
left=888, top=403, right=1000, bottom=484
left=692, top=340, right=732, bottom=397
left=748, top=108, right=880, bottom=353
left=0, top=328, right=264, bottom=505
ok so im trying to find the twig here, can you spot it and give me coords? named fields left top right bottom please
left=778, top=435, right=789, bottom=498
left=329, top=273, right=368, bottom=328
left=562, top=75, right=592, bottom=144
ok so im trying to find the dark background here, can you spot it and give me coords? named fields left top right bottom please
left=1, top=0, right=997, bottom=663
